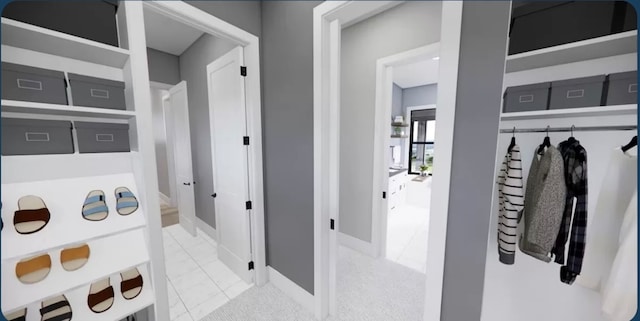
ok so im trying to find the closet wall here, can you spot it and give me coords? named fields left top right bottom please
left=146, top=48, right=180, bottom=85
left=481, top=45, right=637, bottom=321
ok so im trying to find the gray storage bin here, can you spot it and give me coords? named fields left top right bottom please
left=550, top=75, right=606, bottom=109
left=1, top=62, right=68, bottom=105
left=75, top=121, right=130, bottom=153
left=1, top=118, right=74, bottom=155
left=68, top=73, right=126, bottom=110
left=503, top=82, right=550, bottom=113
left=606, top=71, right=637, bottom=105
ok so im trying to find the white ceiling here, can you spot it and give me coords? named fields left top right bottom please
left=143, top=8, right=204, bottom=56
left=393, top=58, right=439, bottom=88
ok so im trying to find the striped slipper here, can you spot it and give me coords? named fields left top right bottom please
left=15, top=253, right=51, bottom=284
left=115, top=187, right=138, bottom=216
left=4, top=308, right=26, bottom=321
left=120, top=267, right=143, bottom=300
left=40, top=295, right=72, bottom=321
left=60, top=244, right=90, bottom=271
left=82, top=190, right=109, bottom=222
left=14, top=195, right=50, bottom=234
left=88, top=278, right=114, bottom=313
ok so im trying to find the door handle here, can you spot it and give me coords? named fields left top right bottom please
left=183, top=182, right=191, bottom=186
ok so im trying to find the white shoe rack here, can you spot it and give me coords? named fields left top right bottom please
left=1, top=2, right=167, bottom=320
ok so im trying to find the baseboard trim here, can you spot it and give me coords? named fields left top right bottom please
left=159, top=192, right=171, bottom=205
left=339, top=232, right=376, bottom=257
left=196, top=217, right=217, bottom=241
left=267, top=266, right=314, bottom=314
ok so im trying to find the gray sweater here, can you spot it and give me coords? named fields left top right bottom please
left=519, top=145, right=567, bottom=262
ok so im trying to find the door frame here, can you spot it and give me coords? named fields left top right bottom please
left=404, top=104, right=436, bottom=175
left=143, top=1, right=267, bottom=287
left=372, top=44, right=440, bottom=260
left=313, top=1, right=464, bottom=320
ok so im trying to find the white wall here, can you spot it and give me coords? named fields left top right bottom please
left=403, top=84, right=437, bottom=108
left=339, top=1, right=442, bottom=244
left=481, top=53, right=637, bottom=321
left=151, top=87, right=171, bottom=198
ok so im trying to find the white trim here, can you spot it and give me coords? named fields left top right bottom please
left=338, top=232, right=376, bottom=257
left=196, top=217, right=218, bottom=242
left=158, top=192, right=171, bottom=205
left=314, top=2, right=464, bottom=320
left=150, top=81, right=174, bottom=90
left=141, top=2, right=268, bottom=310
left=267, top=266, right=314, bottom=314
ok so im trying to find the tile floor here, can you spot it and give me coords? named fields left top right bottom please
left=385, top=176, right=431, bottom=273
left=163, top=224, right=253, bottom=321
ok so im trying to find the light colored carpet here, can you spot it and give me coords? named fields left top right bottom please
left=202, top=246, right=425, bottom=321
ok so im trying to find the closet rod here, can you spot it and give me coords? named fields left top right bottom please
left=499, top=125, right=637, bottom=134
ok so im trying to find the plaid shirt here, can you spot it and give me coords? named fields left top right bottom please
left=551, top=139, right=588, bottom=284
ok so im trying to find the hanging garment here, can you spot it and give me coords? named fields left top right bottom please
left=551, top=139, right=588, bottom=284
left=497, top=144, right=524, bottom=264
left=578, top=147, right=637, bottom=290
left=601, top=191, right=637, bottom=321
left=519, top=145, right=566, bottom=262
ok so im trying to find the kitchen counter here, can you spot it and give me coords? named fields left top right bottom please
left=389, top=168, right=408, bottom=177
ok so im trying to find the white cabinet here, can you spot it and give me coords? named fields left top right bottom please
left=388, top=170, right=409, bottom=212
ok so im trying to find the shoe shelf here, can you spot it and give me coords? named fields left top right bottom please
left=1, top=100, right=137, bottom=120
left=6, top=263, right=154, bottom=321
left=1, top=173, right=146, bottom=260
left=1, top=229, right=150, bottom=313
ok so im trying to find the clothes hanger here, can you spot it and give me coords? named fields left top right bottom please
left=507, top=127, right=516, bottom=153
left=567, top=125, right=576, bottom=143
left=537, top=126, right=551, bottom=155
left=621, top=135, right=637, bottom=153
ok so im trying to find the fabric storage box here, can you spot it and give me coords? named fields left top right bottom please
left=75, top=122, right=130, bottom=153
left=606, top=71, right=637, bottom=105
left=549, top=75, right=606, bottom=109
left=503, top=82, right=551, bottom=113
left=2, top=62, right=68, bottom=105
left=2, top=1, right=119, bottom=47
left=68, top=73, right=126, bottom=110
left=509, top=1, right=637, bottom=55
left=1, top=118, right=74, bottom=155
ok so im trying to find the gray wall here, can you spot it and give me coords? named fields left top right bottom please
left=261, top=0, right=321, bottom=294
left=403, top=84, right=438, bottom=108
left=339, top=1, right=442, bottom=243
left=147, top=48, right=181, bottom=85
left=150, top=87, right=171, bottom=198
left=179, top=34, right=236, bottom=229
left=392, top=83, right=403, bottom=118
left=441, top=2, right=510, bottom=321
left=186, top=1, right=262, bottom=37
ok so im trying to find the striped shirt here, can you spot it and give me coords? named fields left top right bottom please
left=497, top=145, right=524, bottom=265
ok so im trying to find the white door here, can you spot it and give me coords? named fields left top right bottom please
left=168, top=81, right=197, bottom=235
left=207, top=47, right=253, bottom=283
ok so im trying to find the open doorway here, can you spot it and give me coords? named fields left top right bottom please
left=142, top=2, right=266, bottom=320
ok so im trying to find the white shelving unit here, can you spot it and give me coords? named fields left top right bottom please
left=506, top=30, right=637, bottom=73
left=500, top=104, right=637, bottom=121
left=1, top=100, right=136, bottom=120
left=1, top=3, right=166, bottom=320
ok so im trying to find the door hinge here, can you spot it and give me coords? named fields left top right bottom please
left=330, top=219, right=335, bottom=230
left=382, top=191, right=387, bottom=199
left=243, top=136, right=250, bottom=145
left=211, top=193, right=217, bottom=198
left=241, top=66, right=247, bottom=77
left=246, top=201, right=252, bottom=210
left=248, top=261, right=254, bottom=270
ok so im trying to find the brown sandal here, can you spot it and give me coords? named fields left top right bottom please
left=3, top=308, right=26, bottom=321
left=15, top=253, right=51, bottom=284
left=13, top=195, right=50, bottom=234
left=120, top=267, right=143, bottom=300
left=87, top=278, right=114, bottom=313
left=60, top=244, right=90, bottom=271
left=40, top=295, right=72, bottom=321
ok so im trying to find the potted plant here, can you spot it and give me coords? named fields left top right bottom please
left=426, top=156, right=434, bottom=175
left=419, top=164, right=429, bottom=176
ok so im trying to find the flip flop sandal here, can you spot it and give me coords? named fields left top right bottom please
left=14, top=195, right=50, bottom=234
left=115, top=187, right=138, bottom=216
left=16, top=253, right=51, bottom=284
left=4, top=308, right=26, bottom=321
left=82, top=190, right=109, bottom=222
left=60, top=244, right=90, bottom=271
left=40, top=295, right=72, bottom=321
left=87, top=278, right=114, bottom=313
left=120, top=267, right=143, bottom=300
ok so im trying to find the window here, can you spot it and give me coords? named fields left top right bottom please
left=408, top=109, right=436, bottom=175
